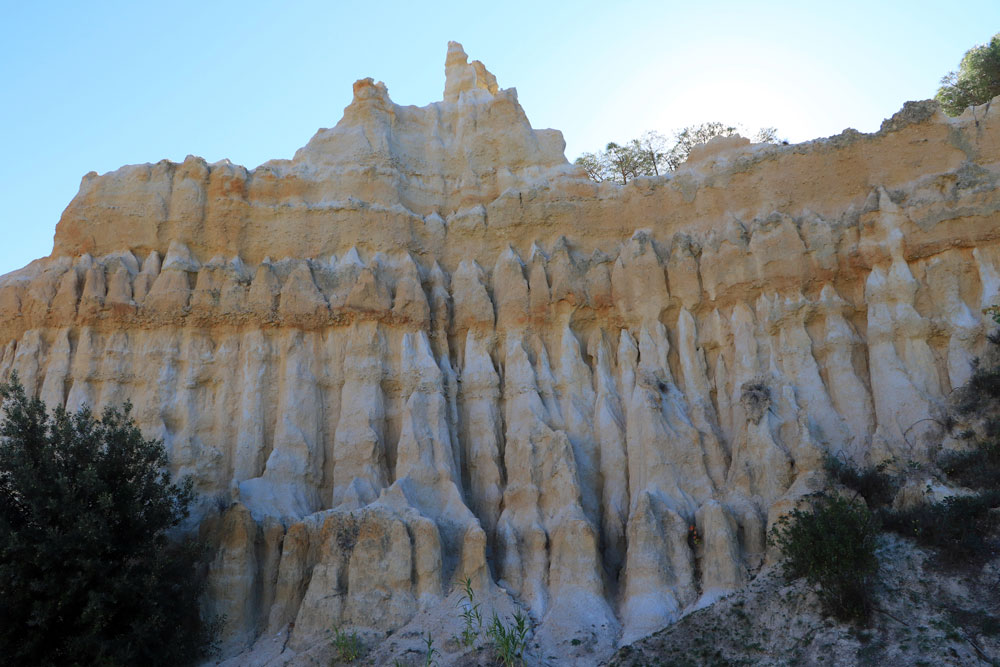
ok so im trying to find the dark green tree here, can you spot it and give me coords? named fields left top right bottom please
left=0, top=374, right=216, bottom=666
left=936, top=33, right=1000, bottom=116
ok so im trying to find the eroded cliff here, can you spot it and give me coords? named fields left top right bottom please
left=2, top=42, right=1000, bottom=664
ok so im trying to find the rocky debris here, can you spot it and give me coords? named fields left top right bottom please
left=608, top=536, right=1000, bottom=666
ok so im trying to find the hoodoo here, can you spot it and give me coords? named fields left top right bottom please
left=2, top=42, right=999, bottom=664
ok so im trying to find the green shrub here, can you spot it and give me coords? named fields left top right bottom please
left=938, top=439, right=1000, bottom=492
left=770, top=494, right=880, bottom=623
left=880, top=491, right=1000, bottom=566
left=942, top=337, right=1000, bottom=494
left=884, top=313, right=1000, bottom=566
left=0, top=374, right=216, bottom=666
left=824, top=454, right=899, bottom=508
left=950, top=358, right=1000, bottom=446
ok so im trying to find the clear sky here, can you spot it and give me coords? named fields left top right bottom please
left=1, top=0, right=997, bottom=276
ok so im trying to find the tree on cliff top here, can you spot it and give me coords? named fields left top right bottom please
left=0, top=375, right=216, bottom=666
left=575, top=123, right=781, bottom=184
left=936, top=33, right=1000, bottom=116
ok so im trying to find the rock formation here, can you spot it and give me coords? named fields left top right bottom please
left=2, top=41, right=999, bottom=664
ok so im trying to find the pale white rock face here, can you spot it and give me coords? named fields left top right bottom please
left=4, top=42, right=1000, bottom=665
left=331, top=322, right=388, bottom=510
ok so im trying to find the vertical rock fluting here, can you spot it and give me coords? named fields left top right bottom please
left=3, top=42, right=1000, bottom=664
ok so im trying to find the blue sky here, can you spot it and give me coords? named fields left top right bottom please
left=1, top=0, right=998, bottom=275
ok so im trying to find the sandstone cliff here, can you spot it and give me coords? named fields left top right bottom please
left=2, top=42, right=999, bottom=664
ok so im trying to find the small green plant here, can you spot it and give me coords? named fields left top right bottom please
left=422, top=632, right=439, bottom=667
left=330, top=626, right=362, bottom=663
left=456, top=575, right=482, bottom=647
left=770, top=493, right=880, bottom=623
left=486, top=609, right=530, bottom=666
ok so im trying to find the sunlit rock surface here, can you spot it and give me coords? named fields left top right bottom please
left=3, top=42, right=1000, bottom=664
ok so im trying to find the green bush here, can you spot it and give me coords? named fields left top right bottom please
left=770, top=494, right=880, bottom=623
left=938, top=439, right=1000, bottom=492
left=824, top=454, right=899, bottom=508
left=883, top=314, right=1000, bottom=566
left=881, top=491, right=1000, bottom=566
left=0, top=375, right=216, bottom=666
left=943, top=328, right=1000, bottom=493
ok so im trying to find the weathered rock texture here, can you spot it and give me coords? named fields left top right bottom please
left=3, top=42, right=1000, bottom=664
